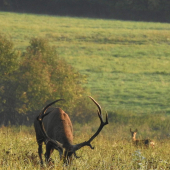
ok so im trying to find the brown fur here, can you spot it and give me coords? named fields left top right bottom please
left=34, top=108, right=74, bottom=164
left=130, top=128, right=155, bottom=148
left=34, top=97, right=108, bottom=165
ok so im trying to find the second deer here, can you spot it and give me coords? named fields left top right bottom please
left=130, top=128, right=155, bottom=148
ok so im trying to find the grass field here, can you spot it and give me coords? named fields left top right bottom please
left=1, top=12, right=170, bottom=114
left=1, top=11, right=170, bottom=169
left=0, top=126, right=170, bottom=169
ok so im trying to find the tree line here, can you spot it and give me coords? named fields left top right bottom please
left=0, top=0, right=170, bottom=22
left=0, top=35, right=95, bottom=126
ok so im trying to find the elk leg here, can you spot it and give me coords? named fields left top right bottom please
left=63, top=151, right=73, bottom=164
left=38, top=144, right=43, bottom=164
left=45, top=143, right=53, bottom=162
left=59, top=149, right=63, bottom=160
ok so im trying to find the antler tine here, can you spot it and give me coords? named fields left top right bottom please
left=97, top=110, right=102, bottom=122
left=72, top=96, right=108, bottom=153
left=87, top=96, right=108, bottom=144
left=97, top=110, right=108, bottom=124
left=105, top=113, right=108, bottom=124
left=90, top=96, right=108, bottom=124
left=88, top=96, right=101, bottom=114
left=41, top=99, right=65, bottom=116
left=74, top=152, right=81, bottom=159
left=38, top=112, right=51, bottom=144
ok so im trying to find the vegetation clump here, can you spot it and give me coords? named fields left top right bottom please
left=0, top=35, right=93, bottom=126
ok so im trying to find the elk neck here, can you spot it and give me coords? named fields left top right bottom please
left=132, top=133, right=137, bottom=142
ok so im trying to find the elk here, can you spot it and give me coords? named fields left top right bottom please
left=130, top=128, right=155, bottom=148
left=34, top=96, right=108, bottom=164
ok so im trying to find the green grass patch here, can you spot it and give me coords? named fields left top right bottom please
left=1, top=11, right=170, bottom=114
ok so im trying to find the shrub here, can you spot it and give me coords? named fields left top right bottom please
left=0, top=36, right=94, bottom=125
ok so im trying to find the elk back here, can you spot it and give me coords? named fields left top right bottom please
left=34, top=107, right=73, bottom=149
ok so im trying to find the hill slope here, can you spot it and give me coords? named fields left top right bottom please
left=1, top=12, right=170, bottom=113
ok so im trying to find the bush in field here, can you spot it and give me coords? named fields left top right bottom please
left=0, top=36, right=94, bottom=126
left=18, top=38, right=95, bottom=123
left=0, top=35, right=19, bottom=75
left=0, top=34, right=21, bottom=125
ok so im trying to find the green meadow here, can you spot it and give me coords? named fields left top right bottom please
left=1, top=12, right=170, bottom=114
left=1, top=11, right=170, bottom=168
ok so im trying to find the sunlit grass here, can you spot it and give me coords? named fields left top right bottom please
left=0, top=126, right=170, bottom=169
left=0, top=11, right=170, bottom=113
left=0, top=11, right=170, bottom=169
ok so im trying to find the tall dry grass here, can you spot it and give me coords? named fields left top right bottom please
left=0, top=125, right=169, bottom=169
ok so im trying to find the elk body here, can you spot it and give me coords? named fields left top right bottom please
left=130, top=128, right=155, bottom=148
left=34, top=96, right=108, bottom=164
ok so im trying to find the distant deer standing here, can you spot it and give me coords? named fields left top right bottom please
left=34, top=96, right=108, bottom=164
left=130, top=128, right=155, bottom=148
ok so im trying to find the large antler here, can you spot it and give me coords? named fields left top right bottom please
left=38, top=99, right=64, bottom=152
left=72, top=96, right=108, bottom=152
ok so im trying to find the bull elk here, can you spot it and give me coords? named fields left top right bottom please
left=130, top=128, right=155, bottom=148
left=34, top=96, right=108, bottom=164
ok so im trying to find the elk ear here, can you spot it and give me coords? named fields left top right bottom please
left=130, top=128, right=132, bottom=132
left=135, top=129, right=138, bottom=132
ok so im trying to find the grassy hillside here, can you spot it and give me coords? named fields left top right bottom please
left=1, top=12, right=170, bottom=169
left=1, top=12, right=170, bottom=114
